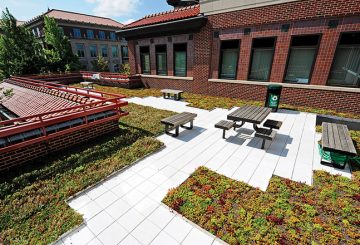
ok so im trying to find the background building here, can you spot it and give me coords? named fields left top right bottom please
left=24, top=9, right=128, bottom=72
left=120, top=0, right=360, bottom=114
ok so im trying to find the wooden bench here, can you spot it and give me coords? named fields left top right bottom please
left=161, top=112, right=197, bottom=137
left=263, top=119, right=282, bottom=130
left=255, top=128, right=276, bottom=149
left=161, top=89, right=184, bottom=101
left=321, top=122, right=357, bottom=169
left=215, top=120, right=235, bottom=139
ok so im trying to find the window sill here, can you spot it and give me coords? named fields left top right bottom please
left=141, top=74, right=193, bottom=81
left=209, top=79, right=360, bottom=93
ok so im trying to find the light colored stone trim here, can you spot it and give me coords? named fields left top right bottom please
left=141, top=74, right=194, bottom=81
left=208, top=79, right=360, bottom=93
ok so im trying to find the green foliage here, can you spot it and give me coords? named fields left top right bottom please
left=0, top=8, right=45, bottom=78
left=43, top=16, right=80, bottom=72
left=91, top=55, right=110, bottom=72
left=119, top=63, right=131, bottom=75
left=163, top=167, right=360, bottom=244
left=0, top=103, right=176, bottom=243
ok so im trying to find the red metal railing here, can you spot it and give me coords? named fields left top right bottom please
left=0, top=76, right=129, bottom=153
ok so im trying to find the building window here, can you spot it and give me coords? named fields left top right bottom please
left=140, top=46, right=151, bottom=74
left=328, top=32, right=360, bottom=87
left=110, top=32, right=116, bottom=41
left=121, top=46, right=129, bottom=63
left=90, top=45, right=97, bottom=58
left=112, top=46, right=119, bottom=58
left=114, top=64, right=120, bottom=72
left=87, top=30, right=94, bottom=39
left=99, top=31, right=105, bottom=40
left=219, top=40, right=240, bottom=79
left=36, top=27, right=41, bottom=37
left=284, top=35, right=320, bottom=84
left=156, top=45, right=167, bottom=75
left=249, top=37, right=276, bottom=81
left=73, top=28, right=81, bottom=38
left=32, top=29, right=36, bottom=36
left=174, top=43, right=187, bottom=77
left=76, top=44, right=85, bottom=58
left=101, top=45, right=108, bottom=57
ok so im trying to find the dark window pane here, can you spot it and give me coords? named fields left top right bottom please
left=101, top=45, right=108, bottom=57
left=140, top=46, right=150, bottom=74
left=219, top=40, right=239, bottom=79
left=76, top=44, right=85, bottom=58
left=156, top=45, right=167, bottom=75
left=112, top=46, right=118, bottom=57
left=328, top=32, right=360, bottom=87
left=174, top=43, right=187, bottom=77
left=285, top=35, right=320, bottom=84
left=87, top=30, right=94, bottom=39
left=99, top=31, right=105, bottom=40
left=249, top=38, right=275, bottom=81
left=90, top=45, right=97, bottom=57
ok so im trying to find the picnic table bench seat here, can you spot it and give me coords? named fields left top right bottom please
left=263, top=119, right=282, bottom=130
left=255, top=128, right=277, bottom=149
left=161, top=112, right=197, bottom=137
left=321, top=122, right=357, bottom=169
left=215, top=120, right=236, bottom=139
left=161, top=89, right=184, bottom=101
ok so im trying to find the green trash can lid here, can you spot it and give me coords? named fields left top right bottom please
left=267, top=84, right=282, bottom=89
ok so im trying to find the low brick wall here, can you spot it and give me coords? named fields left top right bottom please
left=141, top=77, right=193, bottom=91
left=0, top=120, right=119, bottom=173
left=84, top=76, right=143, bottom=89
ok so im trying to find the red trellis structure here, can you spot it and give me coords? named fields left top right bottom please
left=0, top=76, right=128, bottom=154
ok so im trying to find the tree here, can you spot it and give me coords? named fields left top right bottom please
left=43, top=16, right=79, bottom=72
left=91, top=56, right=110, bottom=72
left=0, top=8, right=45, bottom=78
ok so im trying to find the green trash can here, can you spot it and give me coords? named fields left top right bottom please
left=265, top=85, right=282, bottom=112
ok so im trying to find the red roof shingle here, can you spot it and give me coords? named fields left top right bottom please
left=123, top=5, right=200, bottom=29
left=27, top=9, right=123, bottom=28
left=1, top=82, right=79, bottom=118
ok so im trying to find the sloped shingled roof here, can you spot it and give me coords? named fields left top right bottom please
left=26, top=9, right=123, bottom=28
left=123, top=4, right=200, bottom=29
left=0, top=82, right=79, bottom=118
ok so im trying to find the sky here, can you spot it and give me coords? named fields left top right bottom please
left=0, top=0, right=172, bottom=24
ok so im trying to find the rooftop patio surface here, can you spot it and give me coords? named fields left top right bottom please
left=58, top=96, right=352, bottom=245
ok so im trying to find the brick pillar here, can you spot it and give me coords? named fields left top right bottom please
left=310, top=30, right=340, bottom=85
left=128, top=40, right=137, bottom=75
left=193, top=23, right=213, bottom=94
left=210, top=38, right=220, bottom=79
left=270, top=34, right=291, bottom=83
left=150, top=44, right=156, bottom=75
left=167, top=42, right=174, bottom=76
left=237, top=36, right=252, bottom=80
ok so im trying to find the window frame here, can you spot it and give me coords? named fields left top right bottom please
left=100, top=45, right=108, bottom=57
left=111, top=45, right=119, bottom=58
left=326, top=31, right=360, bottom=88
left=155, top=44, right=168, bottom=76
left=76, top=43, right=86, bottom=58
left=86, top=30, right=94, bottom=39
left=283, top=33, right=322, bottom=84
left=218, top=39, right=240, bottom=80
left=140, top=46, right=151, bottom=75
left=73, top=28, right=81, bottom=38
left=247, top=37, right=277, bottom=82
left=121, top=46, right=129, bottom=64
left=89, top=45, right=98, bottom=58
left=99, top=31, right=106, bottom=40
left=173, top=43, right=188, bottom=77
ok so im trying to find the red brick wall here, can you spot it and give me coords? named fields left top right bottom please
left=141, top=77, right=193, bottom=91
left=0, top=120, right=119, bottom=172
left=127, top=0, right=360, bottom=114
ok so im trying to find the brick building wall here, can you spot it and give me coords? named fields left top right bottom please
left=0, top=120, right=119, bottom=172
left=128, top=0, right=360, bottom=114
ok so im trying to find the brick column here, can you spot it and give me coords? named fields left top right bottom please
left=150, top=44, right=156, bottom=75
left=310, top=30, right=340, bottom=85
left=210, top=39, right=220, bottom=79
left=128, top=40, right=137, bottom=75
left=237, top=36, right=252, bottom=80
left=270, top=34, right=291, bottom=83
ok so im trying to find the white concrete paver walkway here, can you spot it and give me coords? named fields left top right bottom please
left=57, top=97, right=352, bottom=245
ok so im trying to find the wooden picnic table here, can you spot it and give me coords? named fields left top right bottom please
left=322, top=122, right=357, bottom=156
left=227, top=105, right=272, bottom=132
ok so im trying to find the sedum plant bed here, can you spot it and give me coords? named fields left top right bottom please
left=163, top=166, right=360, bottom=244
left=74, top=84, right=360, bottom=120
left=0, top=103, right=175, bottom=244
